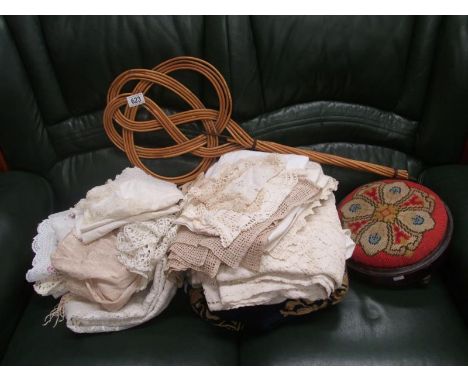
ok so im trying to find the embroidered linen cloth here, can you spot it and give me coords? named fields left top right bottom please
left=73, top=167, right=183, bottom=243
left=175, top=150, right=310, bottom=247
left=167, top=178, right=324, bottom=277
left=167, top=150, right=338, bottom=278
left=194, top=196, right=355, bottom=311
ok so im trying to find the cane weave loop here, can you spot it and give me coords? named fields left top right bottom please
left=103, top=56, right=409, bottom=185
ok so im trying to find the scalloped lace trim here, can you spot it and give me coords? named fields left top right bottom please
left=33, top=275, right=68, bottom=298
left=116, top=216, right=178, bottom=280
left=26, top=210, right=75, bottom=283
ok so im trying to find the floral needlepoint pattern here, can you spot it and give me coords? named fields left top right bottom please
left=340, top=181, right=436, bottom=258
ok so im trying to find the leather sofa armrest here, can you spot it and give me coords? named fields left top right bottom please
left=0, top=171, right=53, bottom=357
left=419, top=165, right=468, bottom=321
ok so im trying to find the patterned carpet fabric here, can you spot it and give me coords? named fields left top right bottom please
left=187, top=273, right=349, bottom=332
left=338, top=180, right=449, bottom=269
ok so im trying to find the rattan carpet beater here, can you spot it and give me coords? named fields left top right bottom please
left=103, top=56, right=409, bottom=185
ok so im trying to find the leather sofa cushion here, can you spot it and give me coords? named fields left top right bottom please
left=4, top=274, right=466, bottom=365
left=0, top=17, right=57, bottom=173
left=4, top=16, right=468, bottom=173
left=419, top=165, right=468, bottom=322
left=249, top=16, right=433, bottom=119
left=0, top=171, right=53, bottom=357
left=1, top=290, right=238, bottom=365
left=238, top=275, right=468, bottom=365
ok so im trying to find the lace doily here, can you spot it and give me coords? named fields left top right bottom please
left=193, top=195, right=354, bottom=311
left=168, top=164, right=338, bottom=278
left=217, top=196, right=353, bottom=284
left=176, top=153, right=309, bottom=247
left=26, top=210, right=75, bottom=283
left=269, top=195, right=355, bottom=264
left=116, top=216, right=178, bottom=279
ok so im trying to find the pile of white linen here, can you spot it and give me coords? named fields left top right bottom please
left=26, top=167, right=181, bottom=333
left=167, top=150, right=355, bottom=312
left=26, top=151, right=355, bottom=332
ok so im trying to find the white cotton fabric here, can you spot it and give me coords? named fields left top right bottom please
left=194, top=196, right=355, bottom=311
left=28, top=151, right=354, bottom=333
left=62, top=255, right=177, bottom=333
left=27, top=209, right=75, bottom=284
left=261, top=157, right=342, bottom=250
left=175, top=150, right=312, bottom=248
left=73, top=167, right=183, bottom=243
left=265, top=204, right=306, bottom=252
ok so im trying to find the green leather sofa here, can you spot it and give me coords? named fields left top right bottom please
left=0, top=15, right=467, bottom=365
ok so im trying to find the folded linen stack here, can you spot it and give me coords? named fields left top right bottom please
left=27, top=150, right=355, bottom=333
left=167, top=150, right=355, bottom=315
left=26, top=167, right=181, bottom=333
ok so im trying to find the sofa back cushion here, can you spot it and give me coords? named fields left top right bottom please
left=1, top=16, right=467, bottom=204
